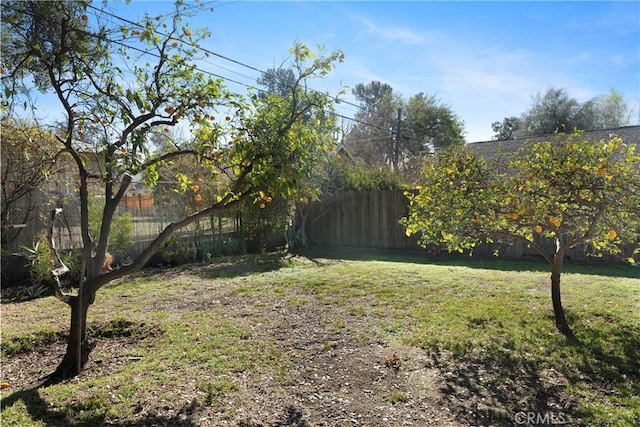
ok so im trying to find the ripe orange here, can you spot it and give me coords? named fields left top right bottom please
left=534, top=225, right=543, bottom=234
left=607, top=230, right=617, bottom=240
left=194, top=194, right=203, bottom=202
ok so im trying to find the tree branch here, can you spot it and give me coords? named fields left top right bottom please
left=48, top=208, right=73, bottom=305
left=489, top=230, right=553, bottom=265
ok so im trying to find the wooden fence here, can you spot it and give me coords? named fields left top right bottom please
left=305, top=191, right=420, bottom=250
left=304, top=190, right=635, bottom=264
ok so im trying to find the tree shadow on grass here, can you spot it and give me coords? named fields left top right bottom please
left=193, top=252, right=291, bottom=280
left=0, top=386, right=199, bottom=427
left=237, top=405, right=310, bottom=427
left=298, top=246, right=640, bottom=279
left=430, top=313, right=640, bottom=426
left=106, top=252, right=291, bottom=291
left=2, top=388, right=311, bottom=427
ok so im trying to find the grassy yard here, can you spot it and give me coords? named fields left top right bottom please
left=1, top=249, right=639, bottom=426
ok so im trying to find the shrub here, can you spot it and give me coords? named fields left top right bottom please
left=327, top=159, right=405, bottom=192
left=147, top=235, right=197, bottom=267
left=89, top=199, right=134, bottom=264
left=240, top=198, right=289, bottom=253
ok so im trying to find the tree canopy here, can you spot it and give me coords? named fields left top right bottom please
left=403, top=130, right=640, bottom=335
left=0, top=118, right=68, bottom=248
left=342, top=81, right=465, bottom=172
left=491, top=88, right=631, bottom=140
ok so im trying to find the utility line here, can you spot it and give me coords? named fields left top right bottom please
left=85, top=2, right=398, bottom=128
left=7, top=2, right=395, bottom=134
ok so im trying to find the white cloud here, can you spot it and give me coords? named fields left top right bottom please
left=352, top=14, right=425, bottom=45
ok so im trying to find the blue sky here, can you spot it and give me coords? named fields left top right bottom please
left=88, top=1, right=640, bottom=141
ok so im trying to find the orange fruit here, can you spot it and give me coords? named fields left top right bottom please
left=549, top=216, right=561, bottom=228
left=607, top=230, right=617, bottom=240
left=194, top=194, right=203, bottom=202
left=534, top=225, right=543, bottom=234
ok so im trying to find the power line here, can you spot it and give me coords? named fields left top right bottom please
left=85, top=2, right=394, bottom=129
left=7, top=2, right=390, bottom=133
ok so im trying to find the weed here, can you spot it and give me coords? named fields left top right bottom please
left=386, top=391, right=408, bottom=405
left=199, top=378, right=238, bottom=407
left=321, top=341, right=338, bottom=351
left=1, top=328, right=63, bottom=355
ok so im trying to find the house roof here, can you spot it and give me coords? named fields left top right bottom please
left=467, top=125, right=640, bottom=161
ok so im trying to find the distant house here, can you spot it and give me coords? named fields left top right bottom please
left=467, top=125, right=640, bottom=161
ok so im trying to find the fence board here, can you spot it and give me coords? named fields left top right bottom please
left=304, top=190, right=635, bottom=263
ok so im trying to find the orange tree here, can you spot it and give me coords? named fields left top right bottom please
left=2, top=0, right=342, bottom=379
left=402, top=130, right=640, bottom=336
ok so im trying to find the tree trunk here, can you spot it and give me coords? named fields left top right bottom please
left=550, top=253, right=573, bottom=337
left=49, top=294, right=94, bottom=382
left=296, top=206, right=311, bottom=248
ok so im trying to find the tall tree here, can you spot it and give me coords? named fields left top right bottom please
left=2, top=0, right=343, bottom=379
left=0, top=119, right=67, bottom=249
left=344, top=82, right=465, bottom=170
left=344, top=81, right=400, bottom=167
left=403, top=130, right=640, bottom=336
left=590, top=89, right=629, bottom=129
left=404, top=92, right=465, bottom=152
left=491, top=116, right=521, bottom=140
left=492, top=88, right=631, bottom=140
left=518, top=87, right=581, bottom=136
left=257, top=68, right=296, bottom=98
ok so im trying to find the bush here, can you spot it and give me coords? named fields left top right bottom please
left=196, top=233, right=246, bottom=259
left=327, top=160, right=405, bottom=192
left=20, top=234, right=55, bottom=300
left=240, top=198, right=290, bottom=253
left=147, top=235, right=197, bottom=267
left=89, top=199, right=134, bottom=264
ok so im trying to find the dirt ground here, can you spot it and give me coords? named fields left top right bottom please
left=1, top=260, right=565, bottom=426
